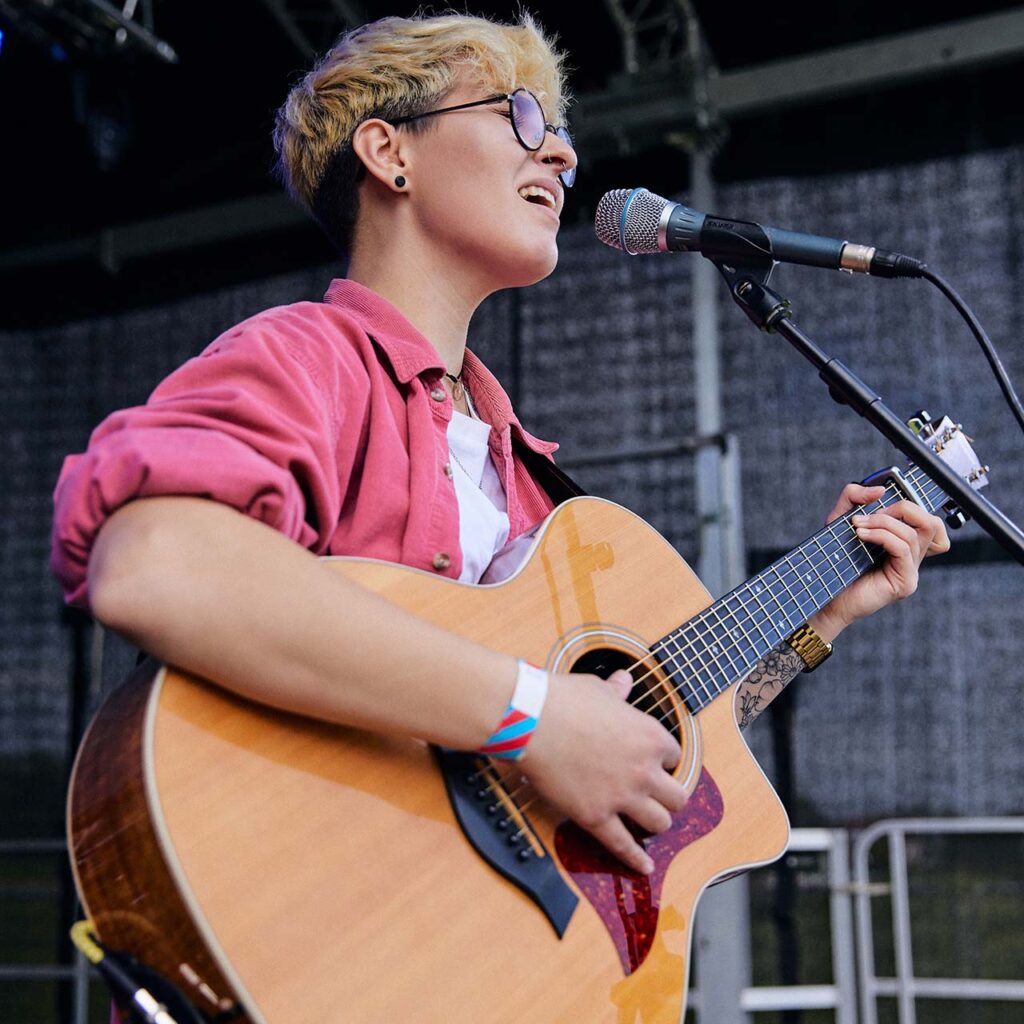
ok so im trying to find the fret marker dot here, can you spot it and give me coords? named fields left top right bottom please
left=804, top=573, right=812, bottom=582
left=732, top=629, right=742, bottom=640
left=777, top=620, right=786, bottom=631
left=711, top=644, right=720, bottom=655
left=753, top=583, right=763, bottom=594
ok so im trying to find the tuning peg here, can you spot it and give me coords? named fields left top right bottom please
left=908, top=410, right=934, bottom=437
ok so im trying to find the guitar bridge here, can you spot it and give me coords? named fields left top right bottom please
left=434, top=747, right=578, bottom=938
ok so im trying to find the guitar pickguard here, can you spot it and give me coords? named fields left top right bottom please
left=554, top=767, right=724, bottom=975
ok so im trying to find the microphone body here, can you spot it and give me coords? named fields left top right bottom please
left=596, top=188, right=925, bottom=278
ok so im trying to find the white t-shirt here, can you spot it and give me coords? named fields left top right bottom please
left=447, top=398, right=539, bottom=585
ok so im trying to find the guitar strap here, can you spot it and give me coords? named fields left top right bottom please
left=512, top=436, right=588, bottom=506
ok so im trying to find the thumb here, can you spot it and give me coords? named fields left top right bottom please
left=605, top=669, right=634, bottom=700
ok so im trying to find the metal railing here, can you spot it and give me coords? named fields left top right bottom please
left=0, top=837, right=93, bottom=1024
left=737, top=827, right=858, bottom=1023
left=6, top=821, right=1023, bottom=1024
left=853, top=817, right=1024, bottom=1024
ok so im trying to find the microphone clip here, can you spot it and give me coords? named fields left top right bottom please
left=712, top=258, right=791, bottom=333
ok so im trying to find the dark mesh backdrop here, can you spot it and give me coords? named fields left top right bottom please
left=717, top=149, right=1024, bottom=820
left=2, top=144, right=1023, bottom=828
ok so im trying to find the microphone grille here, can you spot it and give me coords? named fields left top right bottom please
left=594, top=188, right=670, bottom=254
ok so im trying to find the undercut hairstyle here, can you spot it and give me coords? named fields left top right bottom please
left=272, top=11, right=569, bottom=255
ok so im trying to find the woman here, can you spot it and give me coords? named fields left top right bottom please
left=52, top=10, right=947, bottom=886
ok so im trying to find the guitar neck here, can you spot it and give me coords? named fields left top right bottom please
left=653, top=465, right=948, bottom=714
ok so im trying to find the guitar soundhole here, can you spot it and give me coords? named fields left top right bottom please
left=570, top=648, right=682, bottom=741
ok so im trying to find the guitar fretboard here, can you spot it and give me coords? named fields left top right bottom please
left=653, top=466, right=947, bottom=714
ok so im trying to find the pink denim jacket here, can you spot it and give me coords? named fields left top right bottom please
left=52, top=279, right=558, bottom=608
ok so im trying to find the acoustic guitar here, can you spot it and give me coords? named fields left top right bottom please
left=67, top=415, right=986, bottom=1023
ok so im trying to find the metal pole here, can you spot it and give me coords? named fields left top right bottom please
left=691, top=147, right=728, bottom=594
left=889, top=830, right=917, bottom=1024
left=828, top=829, right=858, bottom=1024
left=689, top=101, right=752, bottom=1024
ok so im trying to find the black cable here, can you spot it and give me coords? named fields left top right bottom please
left=920, top=266, right=1024, bottom=435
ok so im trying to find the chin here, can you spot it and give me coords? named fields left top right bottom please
left=500, top=244, right=560, bottom=289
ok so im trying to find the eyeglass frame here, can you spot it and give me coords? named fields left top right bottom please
left=389, top=88, right=576, bottom=188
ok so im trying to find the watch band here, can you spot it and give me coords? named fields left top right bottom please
left=787, top=623, right=834, bottom=672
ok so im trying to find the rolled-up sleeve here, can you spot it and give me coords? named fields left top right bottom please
left=52, top=311, right=366, bottom=608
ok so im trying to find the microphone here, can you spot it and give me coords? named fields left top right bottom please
left=595, top=187, right=926, bottom=278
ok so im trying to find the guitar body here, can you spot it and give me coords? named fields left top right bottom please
left=69, top=497, right=790, bottom=1023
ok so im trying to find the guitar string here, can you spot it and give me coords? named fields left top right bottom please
left=500, top=503, right=877, bottom=823
left=638, top=512, right=868, bottom=721
left=503, top=479, right=952, bottom=841
left=633, top=468, right=946, bottom=721
left=630, top=493, right=891, bottom=720
left=501, top=504, right=881, bottom=821
left=501, top=473, right=946, bottom=816
left=500, top=471, right=949, bottom=824
left=638, top=480, right=945, bottom=725
left=501, top=475, right=944, bottom=816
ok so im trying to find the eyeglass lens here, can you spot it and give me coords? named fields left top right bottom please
left=511, top=90, right=546, bottom=149
left=511, top=90, right=576, bottom=189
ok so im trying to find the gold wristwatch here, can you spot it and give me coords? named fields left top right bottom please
left=787, top=623, right=833, bottom=672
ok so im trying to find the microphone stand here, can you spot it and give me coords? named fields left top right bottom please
left=712, top=256, right=1024, bottom=567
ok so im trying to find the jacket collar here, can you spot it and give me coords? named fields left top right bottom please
left=324, top=278, right=557, bottom=454
left=324, top=278, right=443, bottom=383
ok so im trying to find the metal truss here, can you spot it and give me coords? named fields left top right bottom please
left=583, top=0, right=720, bottom=158
left=0, top=0, right=177, bottom=62
left=577, top=7, right=1024, bottom=158
left=257, top=0, right=366, bottom=61
left=602, top=0, right=714, bottom=76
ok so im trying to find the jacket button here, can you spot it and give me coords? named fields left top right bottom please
left=443, top=462, right=454, bottom=479
left=432, top=552, right=451, bottom=571
left=430, top=387, right=446, bottom=402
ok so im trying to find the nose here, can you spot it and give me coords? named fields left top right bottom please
left=537, top=128, right=576, bottom=181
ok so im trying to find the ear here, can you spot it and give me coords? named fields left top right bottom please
left=351, top=119, right=411, bottom=193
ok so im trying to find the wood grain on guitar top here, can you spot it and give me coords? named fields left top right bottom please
left=68, top=497, right=790, bottom=1023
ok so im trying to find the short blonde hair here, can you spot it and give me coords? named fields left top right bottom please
left=273, top=11, right=570, bottom=253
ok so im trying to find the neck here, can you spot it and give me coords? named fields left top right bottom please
left=347, top=218, right=494, bottom=374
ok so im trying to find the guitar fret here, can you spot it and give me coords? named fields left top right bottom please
left=651, top=459, right=961, bottom=716
left=795, top=544, right=836, bottom=605
left=827, top=520, right=865, bottom=580
left=660, top=631, right=712, bottom=713
left=703, top=607, right=748, bottom=682
left=749, top=576, right=788, bottom=643
left=716, top=599, right=762, bottom=669
left=907, top=469, right=944, bottom=514
left=673, top=617, right=738, bottom=709
left=774, top=553, right=815, bottom=621
left=811, top=534, right=847, bottom=594
left=845, top=507, right=880, bottom=574
left=759, top=569, right=800, bottom=637
left=727, top=589, right=776, bottom=652
left=676, top=631, right=716, bottom=701
left=685, top=624, right=733, bottom=697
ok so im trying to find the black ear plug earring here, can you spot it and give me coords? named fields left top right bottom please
left=395, top=175, right=406, bottom=188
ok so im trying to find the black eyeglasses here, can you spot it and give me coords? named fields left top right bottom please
left=390, top=88, right=576, bottom=189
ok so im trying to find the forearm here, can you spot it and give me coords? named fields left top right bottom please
left=88, top=497, right=516, bottom=749
left=732, top=609, right=843, bottom=729
left=733, top=643, right=804, bottom=730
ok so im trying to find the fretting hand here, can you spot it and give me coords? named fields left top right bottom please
left=810, top=483, right=950, bottom=640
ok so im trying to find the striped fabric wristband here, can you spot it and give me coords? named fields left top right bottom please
left=478, top=660, right=550, bottom=760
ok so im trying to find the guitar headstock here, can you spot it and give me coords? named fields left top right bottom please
left=909, top=410, right=989, bottom=528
